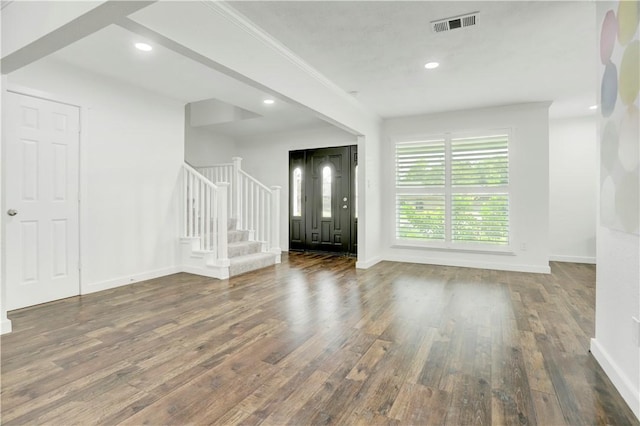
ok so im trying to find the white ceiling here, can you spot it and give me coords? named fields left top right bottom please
left=42, top=0, right=599, bottom=139
left=229, top=1, right=598, bottom=119
left=48, top=24, right=332, bottom=138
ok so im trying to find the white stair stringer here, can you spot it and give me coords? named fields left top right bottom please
left=180, top=237, right=230, bottom=279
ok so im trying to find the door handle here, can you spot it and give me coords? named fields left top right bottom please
left=7, top=209, right=18, bottom=216
left=343, top=205, right=348, bottom=209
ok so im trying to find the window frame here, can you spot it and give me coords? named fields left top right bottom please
left=392, top=129, right=514, bottom=253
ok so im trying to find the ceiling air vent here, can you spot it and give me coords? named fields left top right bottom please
left=431, top=12, right=478, bottom=33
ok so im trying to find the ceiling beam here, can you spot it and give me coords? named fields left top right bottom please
left=1, top=1, right=155, bottom=75
left=117, top=16, right=361, bottom=136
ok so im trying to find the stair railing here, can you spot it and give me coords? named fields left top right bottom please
left=183, top=163, right=229, bottom=265
left=196, top=163, right=233, bottom=219
left=196, top=157, right=281, bottom=254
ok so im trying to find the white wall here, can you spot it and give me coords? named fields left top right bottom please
left=592, top=228, right=640, bottom=419
left=0, top=73, right=10, bottom=333
left=7, top=58, right=185, bottom=294
left=382, top=103, right=551, bottom=273
left=130, top=1, right=384, bottom=267
left=549, top=116, right=597, bottom=263
left=184, top=105, right=237, bottom=167
left=184, top=126, right=236, bottom=167
left=236, top=125, right=357, bottom=251
left=591, top=2, right=640, bottom=419
left=1, top=1, right=105, bottom=57
left=358, top=126, right=383, bottom=269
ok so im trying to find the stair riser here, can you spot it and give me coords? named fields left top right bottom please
left=228, top=230, right=249, bottom=243
left=229, top=256, right=276, bottom=277
left=228, top=242, right=262, bottom=258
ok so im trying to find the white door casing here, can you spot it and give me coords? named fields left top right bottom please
left=4, top=91, right=80, bottom=310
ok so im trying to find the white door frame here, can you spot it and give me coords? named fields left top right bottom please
left=1, top=81, right=88, bottom=332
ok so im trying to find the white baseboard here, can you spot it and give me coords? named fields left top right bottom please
left=180, top=265, right=229, bottom=280
left=1, top=317, right=12, bottom=334
left=356, top=256, right=382, bottom=269
left=590, top=338, right=640, bottom=421
left=82, top=266, right=182, bottom=295
left=383, top=254, right=551, bottom=274
left=549, top=255, right=596, bottom=264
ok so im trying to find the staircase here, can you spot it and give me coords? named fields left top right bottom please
left=180, top=160, right=281, bottom=279
left=227, top=218, right=278, bottom=276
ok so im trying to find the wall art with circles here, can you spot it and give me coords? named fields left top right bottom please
left=599, top=1, right=639, bottom=235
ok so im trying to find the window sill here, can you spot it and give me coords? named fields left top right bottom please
left=391, top=242, right=516, bottom=256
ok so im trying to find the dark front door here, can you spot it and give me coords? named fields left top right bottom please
left=289, top=145, right=357, bottom=254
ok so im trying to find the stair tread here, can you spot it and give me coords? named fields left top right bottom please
left=228, top=240, right=261, bottom=247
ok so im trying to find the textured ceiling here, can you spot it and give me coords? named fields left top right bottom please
left=37, top=0, right=599, bottom=138
left=229, top=1, right=597, bottom=119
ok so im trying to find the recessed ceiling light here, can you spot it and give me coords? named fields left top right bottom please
left=263, top=99, right=275, bottom=105
left=424, top=62, right=440, bottom=69
left=135, top=42, right=152, bottom=52
left=589, top=105, right=598, bottom=110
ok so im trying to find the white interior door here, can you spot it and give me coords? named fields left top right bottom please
left=4, top=91, right=80, bottom=310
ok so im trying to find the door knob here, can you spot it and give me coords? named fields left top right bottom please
left=343, top=205, right=348, bottom=209
left=7, top=209, right=18, bottom=216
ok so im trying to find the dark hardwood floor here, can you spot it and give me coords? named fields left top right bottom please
left=1, top=253, right=637, bottom=425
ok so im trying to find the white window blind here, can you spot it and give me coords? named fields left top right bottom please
left=396, top=141, right=445, bottom=187
left=395, top=132, right=510, bottom=247
left=396, top=194, right=446, bottom=241
left=451, top=135, right=508, bottom=187
left=451, top=193, right=509, bottom=244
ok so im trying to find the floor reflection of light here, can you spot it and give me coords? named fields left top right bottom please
left=316, top=271, right=338, bottom=326
left=346, top=279, right=362, bottom=324
left=286, top=270, right=310, bottom=326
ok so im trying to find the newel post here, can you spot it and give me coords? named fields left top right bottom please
left=270, top=186, right=282, bottom=262
left=217, top=182, right=230, bottom=266
left=232, top=157, right=242, bottom=225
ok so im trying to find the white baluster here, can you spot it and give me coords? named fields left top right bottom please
left=183, top=168, right=188, bottom=237
left=251, top=183, right=256, bottom=237
left=271, top=186, right=281, bottom=253
left=232, top=157, right=242, bottom=223
left=217, top=182, right=229, bottom=266
left=243, top=176, right=248, bottom=230
left=196, top=180, right=201, bottom=248
left=205, top=186, right=210, bottom=250
left=212, top=187, right=218, bottom=258
left=189, top=171, right=194, bottom=237
left=245, top=180, right=250, bottom=233
left=260, top=189, right=265, bottom=242
left=265, top=193, right=271, bottom=250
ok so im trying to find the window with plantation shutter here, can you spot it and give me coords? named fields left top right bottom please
left=396, top=141, right=446, bottom=187
left=394, top=132, right=510, bottom=248
left=451, top=135, right=508, bottom=187
left=451, top=134, right=509, bottom=245
left=395, top=139, right=446, bottom=242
